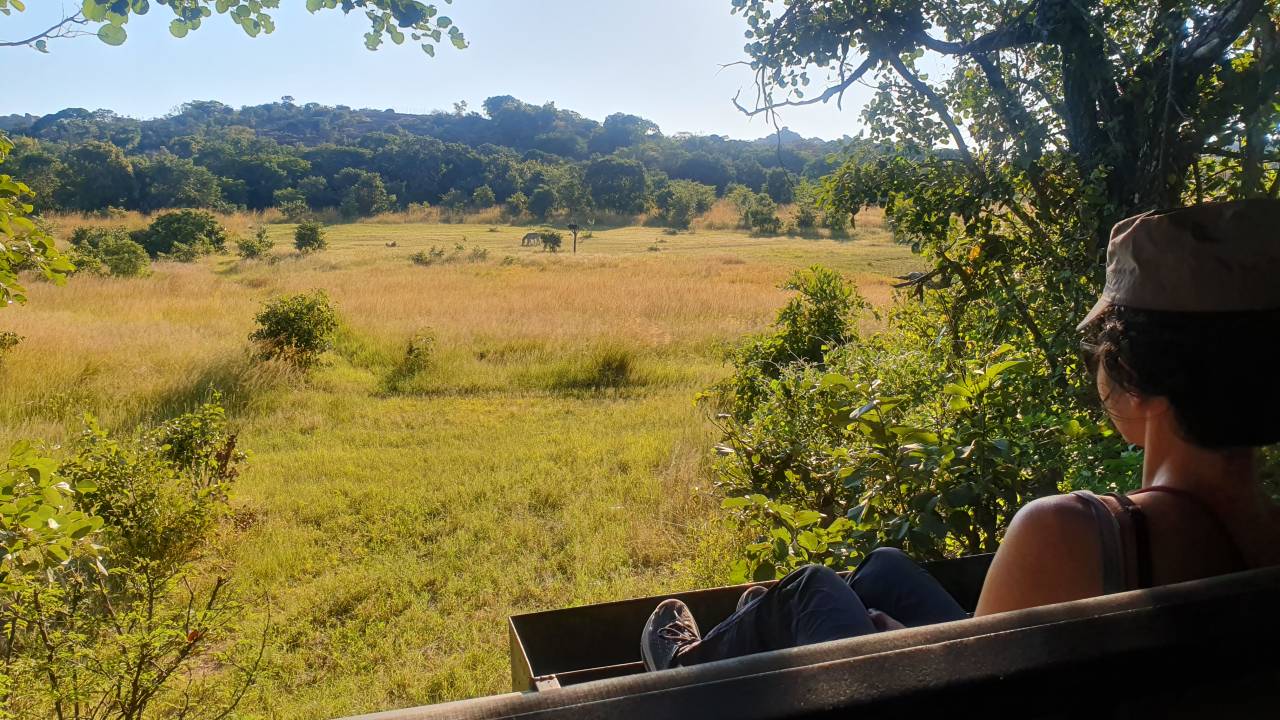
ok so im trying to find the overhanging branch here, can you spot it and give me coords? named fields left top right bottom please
left=0, top=12, right=89, bottom=48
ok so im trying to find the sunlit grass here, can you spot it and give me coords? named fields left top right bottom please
left=0, top=213, right=916, bottom=718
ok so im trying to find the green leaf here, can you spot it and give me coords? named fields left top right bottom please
left=97, top=23, right=127, bottom=45
left=169, top=20, right=189, bottom=37
left=792, top=509, right=823, bottom=528
left=796, top=530, right=823, bottom=553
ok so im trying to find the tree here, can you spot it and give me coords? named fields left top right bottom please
left=57, top=140, right=136, bottom=211
left=590, top=113, right=661, bottom=154
left=2, top=1, right=468, bottom=56
left=136, top=209, right=228, bottom=258
left=471, top=184, right=496, bottom=208
left=505, top=190, right=529, bottom=217
left=528, top=185, right=557, bottom=220
left=655, top=179, right=716, bottom=229
left=294, top=221, right=327, bottom=254
left=134, top=151, right=222, bottom=212
left=674, top=152, right=732, bottom=192
left=0, top=136, right=71, bottom=307
left=764, top=167, right=795, bottom=204
left=584, top=156, right=649, bottom=214
left=733, top=0, right=1280, bottom=375
left=335, top=168, right=395, bottom=218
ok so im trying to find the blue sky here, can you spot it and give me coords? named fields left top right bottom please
left=1, top=0, right=878, bottom=140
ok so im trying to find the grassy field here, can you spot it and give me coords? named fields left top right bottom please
left=0, top=213, right=917, bottom=718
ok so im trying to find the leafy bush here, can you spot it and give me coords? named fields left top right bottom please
left=742, top=192, right=782, bottom=235
left=655, top=180, right=716, bottom=229
left=2, top=401, right=257, bottom=720
left=410, top=244, right=488, bottom=266
left=384, top=330, right=437, bottom=393
left=0, top=330, right=19, bottom=358
left=710, top=269, right=1135, bottom=582
left=136, top=209, right=228, bottom=258
left=293, top=220, right=327, bottom=254
left=539, top=231, right=563, bottom=252
left=237, top=226, right=275, bottom=260
left=279, top=198, right=312, bottom=223
left=67, top=226, right=150, bottom=276
left=249, top=291, right=339, bottom=367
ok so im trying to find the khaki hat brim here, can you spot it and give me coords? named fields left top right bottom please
left=1076, top=295, right=1111, bottom=332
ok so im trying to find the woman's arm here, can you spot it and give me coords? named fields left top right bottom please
left=974, top=495, right=1107, bottom=617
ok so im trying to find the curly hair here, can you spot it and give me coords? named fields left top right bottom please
left=1081, top=304, right=1280, bottom=449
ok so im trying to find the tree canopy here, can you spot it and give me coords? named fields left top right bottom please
left=0, top=0, right=467, bottom=55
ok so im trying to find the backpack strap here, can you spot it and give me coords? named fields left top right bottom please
left=1070, top=491, right=1132, bottom=594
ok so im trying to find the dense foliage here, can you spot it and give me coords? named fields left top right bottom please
left=1, top=400, right=255, bottom=720
left=711, top=0, right=1280, bottom=577
left=250, top=290, right=339, bottom=367
left=0, top=98, right=858, bottom=226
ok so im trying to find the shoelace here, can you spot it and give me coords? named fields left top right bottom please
left=658, top=620, right=699, bottom=645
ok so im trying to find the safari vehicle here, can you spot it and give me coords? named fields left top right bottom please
left=337, top=555, right=1280, bottom=719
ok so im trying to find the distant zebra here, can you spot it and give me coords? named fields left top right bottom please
left=521, top=232, right=541, bottom=247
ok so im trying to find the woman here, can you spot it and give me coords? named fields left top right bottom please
left=641, top=198, right=1280, bottom=672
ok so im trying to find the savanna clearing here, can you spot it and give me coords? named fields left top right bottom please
left=0, top=213, right=916, bottom=718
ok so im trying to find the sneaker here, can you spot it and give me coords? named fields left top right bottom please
left=736, top=585, right=768, bottom=612
left=640, top=598, right=701, bottom=671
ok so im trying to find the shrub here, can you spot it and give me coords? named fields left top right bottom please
left=294, top=220, right=327, bottom=254
left=0, top=330, right=19, bottom=363
left=709, top=270, right=1137, bottom=582
left=137, top=209, right=228, bottom=258
left=743, top=193, right=782, bottom=235
left=2, top=401, right=255, bottom=720
left=97, top=234, right=150, bottom=276
left=655, top=179, right=716, bottom=229
left=411, top=245, right=489, bottom=266
left=67, top=226, right=150, bottom=276
left=529, top=186, right=557, bottom=220
left=384, top=330, right=437, bottom=393
left=237, top=226, right=274, bottom=260
left=249, top=291, right=338, bottom=367
left=539, top=231, right=563, bottom=252
left=279, top=198, right=312, bottom=223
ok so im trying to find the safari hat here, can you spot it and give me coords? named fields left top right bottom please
left=1077, top=198, right=1280, bottom=330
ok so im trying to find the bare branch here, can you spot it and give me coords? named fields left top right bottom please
left=885, top=54, right=977, bottom=170
left=731, top=53, right=881, bottom=118
left=1184, top=0, right=1267, bottom=68
left=0, top=12, right=89, bottom=48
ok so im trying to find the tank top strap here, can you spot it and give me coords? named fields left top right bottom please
left=1130, top=485, right=1249, bottom=569
left=1070, top=491, right=1133, bottom=594
left=1106, top=492, right=1153, bottom=589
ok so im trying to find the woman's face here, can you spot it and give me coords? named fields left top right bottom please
left=1097, top=362, right=1147, bottom=446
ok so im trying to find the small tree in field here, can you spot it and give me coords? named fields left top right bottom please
left=137, top=209, right=228, bottom=258
left=250, top=291, right=338, bottom=368
left=294, top=221, right=327, bottom=254
left=237, top=227, right=274, bottom=260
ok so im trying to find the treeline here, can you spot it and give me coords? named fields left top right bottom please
left=1, top=97, right=876, bottom=227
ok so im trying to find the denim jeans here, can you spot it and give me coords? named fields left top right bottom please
left=677, top=547, right=967, bottom=666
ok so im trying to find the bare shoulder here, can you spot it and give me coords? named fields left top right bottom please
left=974, top=493, right=1105, bottom=617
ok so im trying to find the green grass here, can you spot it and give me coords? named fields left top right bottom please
left=0, top=215, right=918, bottom=718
